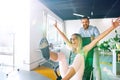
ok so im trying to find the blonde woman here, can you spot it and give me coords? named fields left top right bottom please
left=40, top=17, right=120, bottom=80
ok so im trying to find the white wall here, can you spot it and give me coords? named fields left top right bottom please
left=29, top=0, right=64, bottom=70
left=12, top=0, right=30, bottom=71
left=0, top=0, right=30, bottom=71
left=0, top=0, right=63, bottom=71
left=65, top=18, right=120, bottom=43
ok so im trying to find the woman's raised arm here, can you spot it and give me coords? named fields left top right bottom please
left=84, top=17, right=120, bottom=56
left=54, top=21, right=72, bottom=47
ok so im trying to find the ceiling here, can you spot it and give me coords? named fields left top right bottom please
left=39, top=0, right=120, bottom=20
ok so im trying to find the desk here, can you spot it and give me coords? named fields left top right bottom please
left=112, top=49, right=120, bottom=75
left=0, top=70, right=50, bottom=80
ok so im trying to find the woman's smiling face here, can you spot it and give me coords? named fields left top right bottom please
left=71, top=35, right=80, bottom=48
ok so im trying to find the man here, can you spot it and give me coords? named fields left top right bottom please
left=79, top=16, right=101, bottom=80
left=79, top=16, right=100, bottom=39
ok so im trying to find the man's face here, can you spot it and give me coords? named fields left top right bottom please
left=81, top=18, right=89, bottom=30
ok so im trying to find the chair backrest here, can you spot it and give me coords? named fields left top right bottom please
left=82, top=37, right=91, bottom=47
left=82, top=37, right=94, bottom=80
left=82, top=37, right=94, bottom=66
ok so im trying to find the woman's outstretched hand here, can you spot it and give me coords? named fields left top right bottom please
left=112, top=17, right=120, bottom=28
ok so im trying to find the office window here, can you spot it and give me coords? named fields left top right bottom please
left=46, top=14, right=63, bottom=46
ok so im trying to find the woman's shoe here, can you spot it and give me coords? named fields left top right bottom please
left=39, top=37, right=50, bottom=60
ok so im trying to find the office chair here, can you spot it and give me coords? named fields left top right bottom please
left=39, top=37, right=94, bottom=80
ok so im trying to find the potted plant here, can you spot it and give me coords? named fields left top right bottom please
left=98, top=30, right=120, bottom=52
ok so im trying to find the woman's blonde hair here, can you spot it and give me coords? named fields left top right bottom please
left=71, top=33, right=83, bottom=53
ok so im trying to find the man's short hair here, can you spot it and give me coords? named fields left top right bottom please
left=81, top=16, right=89, bottom=20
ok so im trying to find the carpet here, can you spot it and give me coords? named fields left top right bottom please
left=33, top=66, right=57, bottom=80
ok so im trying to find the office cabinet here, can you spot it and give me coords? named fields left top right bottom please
left=112, top=49, right=120, bottom=75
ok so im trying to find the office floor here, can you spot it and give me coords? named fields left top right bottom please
left=0, top=70, right=50, bottom=80
left=0, top=55, right=120, bottom=80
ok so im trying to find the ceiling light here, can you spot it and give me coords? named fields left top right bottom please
left=73, top=13, right=84, bottom=17
left=91, top=11, right=93, bottom=16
